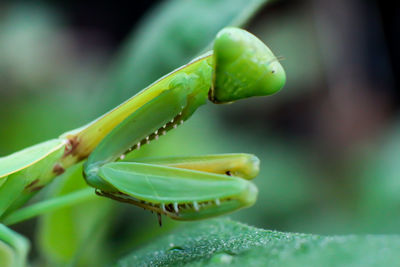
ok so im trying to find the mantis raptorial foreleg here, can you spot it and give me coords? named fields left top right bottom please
left=94, top=153, right=260, bottom=221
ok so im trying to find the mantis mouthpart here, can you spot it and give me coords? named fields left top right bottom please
left=0, top=27, right=285, bottom=265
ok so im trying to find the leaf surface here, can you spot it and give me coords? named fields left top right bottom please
left=116, top=218, right=400, bottom=267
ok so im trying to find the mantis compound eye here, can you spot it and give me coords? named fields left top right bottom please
left=210, top=27, right=286, bottom=103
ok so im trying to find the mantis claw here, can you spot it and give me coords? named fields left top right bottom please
left=157, top=213, right=162, bottom=227
left=173, top=202, right=179, bottom=213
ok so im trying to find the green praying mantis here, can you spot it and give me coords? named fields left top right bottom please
left=0, top=27, right=285, bottom=266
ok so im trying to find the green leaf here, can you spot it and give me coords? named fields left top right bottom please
left=116, top=218, right=400, bottom=267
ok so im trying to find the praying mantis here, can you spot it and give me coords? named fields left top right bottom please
left=0, top=27, right=285, bottom=266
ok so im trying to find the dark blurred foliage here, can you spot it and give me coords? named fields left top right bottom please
left=1, top=0, right=400, bottom=266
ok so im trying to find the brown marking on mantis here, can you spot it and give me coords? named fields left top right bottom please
left=53, top=163, right=65, bottom=175
left=63, top=136, right=80, bottom=157
left=29, top=185, right=45, bottom=192
left=25, top=179, right=44, bottom=192
left=25, top=179, right=39, bottom=190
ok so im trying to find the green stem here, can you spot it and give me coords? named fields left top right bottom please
left=2, top=188, right=96, bottom=225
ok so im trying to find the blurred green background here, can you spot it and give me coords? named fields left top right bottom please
left=0, top=0, right=399, bottom=266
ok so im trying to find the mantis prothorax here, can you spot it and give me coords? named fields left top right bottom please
left=0, top=27, right=285, bottom=266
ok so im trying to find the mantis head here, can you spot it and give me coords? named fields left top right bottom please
left=210, top=27, right=286, bottom=103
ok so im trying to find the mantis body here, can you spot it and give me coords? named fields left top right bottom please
left=0, top=27, right=285, bottom=266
